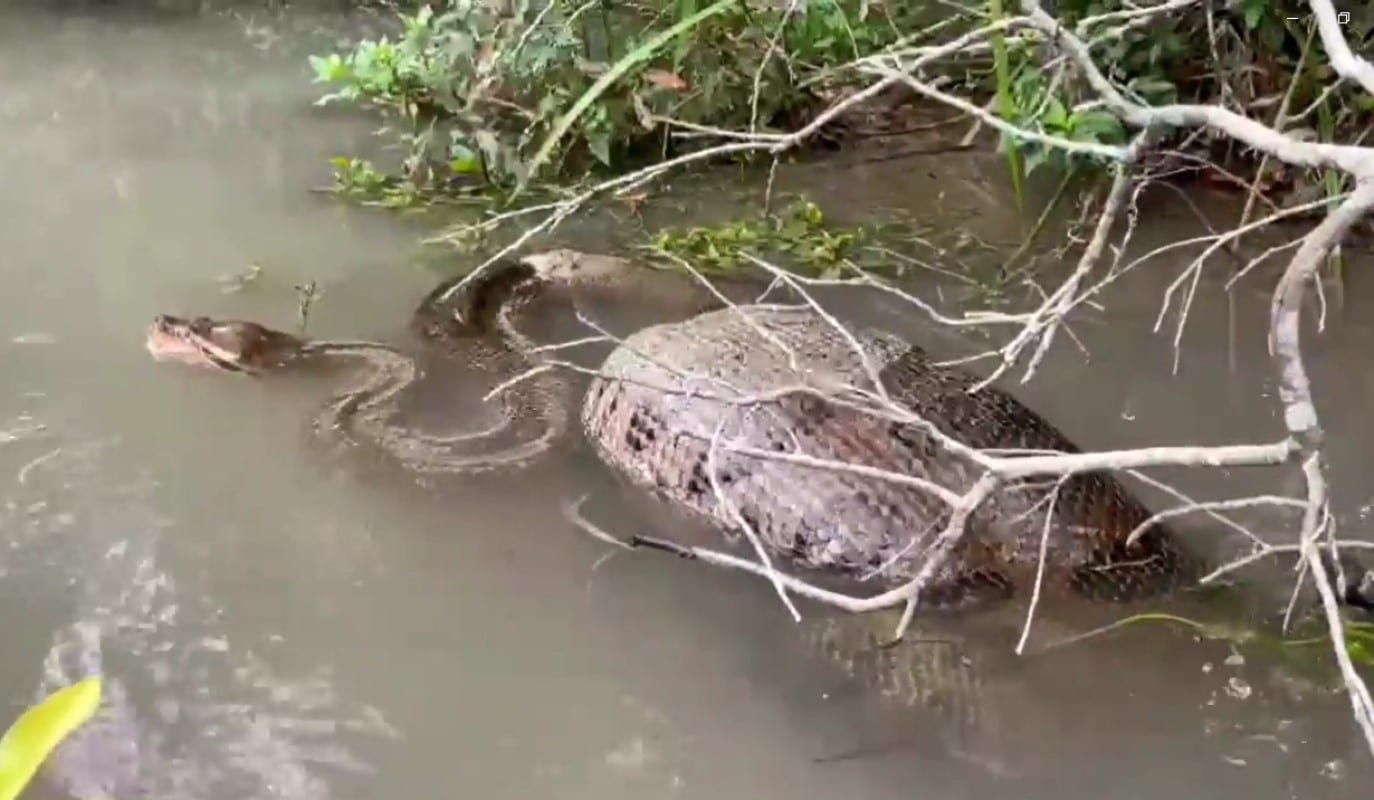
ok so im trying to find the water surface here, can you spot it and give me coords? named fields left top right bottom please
left=1, top=3, right=1372, bottom=799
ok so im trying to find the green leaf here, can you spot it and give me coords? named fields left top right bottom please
left=1070, top=110, right=1125, bottom=143
left=1349, top=638, right=1374, bottom=665
left=308, top=53, right=351, bottom=84
left=0, top=677, right=102, bottom=800
left=673, top=0, right=699, bottom=67
left=585, top=130, right=613, bottom=166
left=1128, top=77, right=1177, bottom=104
left=449, top=143, right=481, bottom=174
left=1042, top=97, right=1069, bottom=131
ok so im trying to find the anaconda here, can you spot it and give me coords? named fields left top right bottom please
left=143, top=248, right=1374, bottom=779
left=145, top=252, right=603, bottom=475
left=579, top=298, right=1374, bottom=612
left=148, top=248, right=1374, bottom=612
left=582, top=302, right=1201, bottom=608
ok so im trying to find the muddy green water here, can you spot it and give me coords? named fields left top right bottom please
left=2, top=2, right=1372, bottom=799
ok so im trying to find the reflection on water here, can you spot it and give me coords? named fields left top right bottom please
left=1, top=2, right=1372, bottom=799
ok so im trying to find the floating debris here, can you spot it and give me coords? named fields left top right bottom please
left=1224, top=677, right=1253, bottom=701
left=0, top=420, right=46, bottom=446
left=9, top=332, right=55, bottom=345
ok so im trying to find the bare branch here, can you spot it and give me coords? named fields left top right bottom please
left=1016, top=478, right=1068, bottom=654
left=1123, top=495, right=1307, bottom=548
left=706, top=417, right=803, bottom=622
left=1309, top=0, right=1374, bottom=97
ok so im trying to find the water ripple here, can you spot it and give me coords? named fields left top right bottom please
left=4, top=413, right=391, bottom=799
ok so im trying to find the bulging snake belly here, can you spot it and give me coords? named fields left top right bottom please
left=581, top=303, right=1196, bottom=608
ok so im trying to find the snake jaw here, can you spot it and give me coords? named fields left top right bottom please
left=146, top=314, right=224, bottom=369
left=146, top=314, right=300, bottom=374
left=518, top=249, right=634, bottom=284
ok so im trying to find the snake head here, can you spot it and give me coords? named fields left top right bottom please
left=145, top=314, right=303, bottom=374
left=517, top=249, right=633, bottom=284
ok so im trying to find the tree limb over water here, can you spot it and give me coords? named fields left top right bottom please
left=467, top=0, right=1374, bottom=756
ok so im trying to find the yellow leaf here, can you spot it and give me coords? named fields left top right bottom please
left=0, top=677, right=103, bottom=800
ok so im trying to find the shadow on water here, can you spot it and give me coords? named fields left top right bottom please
left=1, top=2, right=1372, bottom=799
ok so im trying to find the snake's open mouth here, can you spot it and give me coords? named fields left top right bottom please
left=145, top=314, right=295, bottom=373
left=146, top=315, right=227, bottom=368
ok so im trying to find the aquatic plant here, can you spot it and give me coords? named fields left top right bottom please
left=643, top=197, right=930, bottom=277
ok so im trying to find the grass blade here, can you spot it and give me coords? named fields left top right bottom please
left=516, top=0, right=739, bottom=197
left=987, top=0, right=1025, bottom=220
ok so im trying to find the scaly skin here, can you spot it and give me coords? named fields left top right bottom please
left=582, top=304, right=1196, bottom=608
left=146, top=250, right=1374, bottom=608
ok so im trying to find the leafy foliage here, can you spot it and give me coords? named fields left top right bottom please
left=644, top=197, right=928, bottom=277
left=307, top=0, right=1374, bottom=267
left=995, top=0, right=1374, bottom=180
left=309, top=0, right=924, bottom=201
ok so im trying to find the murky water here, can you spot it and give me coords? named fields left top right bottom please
left=2, top=2, right=1373, bottom=799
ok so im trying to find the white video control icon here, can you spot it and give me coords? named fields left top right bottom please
left=1339, top=11, right=1351, bottom=24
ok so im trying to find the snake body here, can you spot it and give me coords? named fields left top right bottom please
left=146, top=257, right=573, bottom=476
left=335, top=263, right=575, bottom=474
left=581, top=303, right=1196, bottom=607
left=151, top=251, right=1374, bottom=608
left=146, top=249, right=1374, bottom=778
